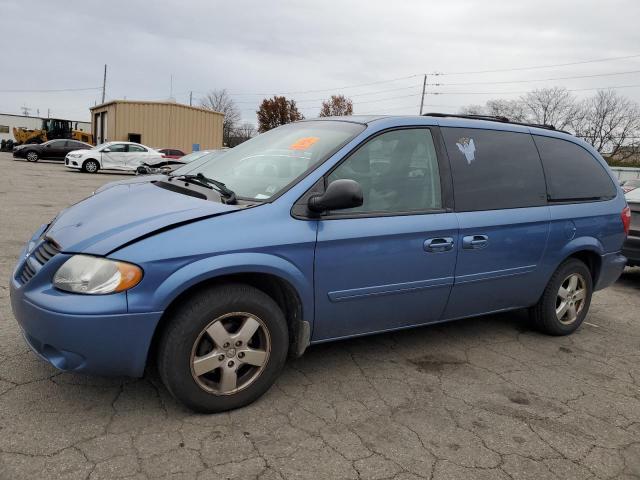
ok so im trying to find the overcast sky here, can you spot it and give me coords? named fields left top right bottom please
left=3, top=0, right=640, bottom=124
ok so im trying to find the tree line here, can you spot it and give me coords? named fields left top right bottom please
left=199, top=91, right=353, bottom=146
left=199, top=86, right=640, bottom=163
left=459, top=87, right=640, bottom=161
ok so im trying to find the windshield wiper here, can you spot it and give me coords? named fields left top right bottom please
left=169, top=173, right=237, bottom=204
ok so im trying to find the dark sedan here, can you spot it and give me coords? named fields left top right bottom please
left=13, top=139, right=93, bottom=162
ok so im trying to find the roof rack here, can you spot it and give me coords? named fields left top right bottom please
left=423, top=112, right=571, bottom=134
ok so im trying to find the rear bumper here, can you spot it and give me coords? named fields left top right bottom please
left=622, top=235, right=640, bottom=267
left=10, top=276, right=162, bottom=377
left=595, top=252, right=627, bottom=290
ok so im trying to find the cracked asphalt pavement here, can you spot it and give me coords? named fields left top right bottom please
left=1, top=153, right=639, bottom=480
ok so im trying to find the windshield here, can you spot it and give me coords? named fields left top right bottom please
left=172, top=121, right=364, bottom=200
left=181, top=150, right=212, bottom=163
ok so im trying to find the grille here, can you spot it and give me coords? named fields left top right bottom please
left=17, top=240, right=60, bottom=285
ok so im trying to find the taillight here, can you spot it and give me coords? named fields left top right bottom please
left=622, top=205, right=631, bottom=236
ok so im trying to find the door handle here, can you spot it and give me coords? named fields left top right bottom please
left=462, top=235, right=489, bottom=249
left=424, top=237, right=454, bottom=252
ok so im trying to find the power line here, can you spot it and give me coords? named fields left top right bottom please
left=436, top=53, right=640, bottom=76
left=428, top=83, right=640, bottom=96
left=0, top=86, right=101, bottom=93
left=432, top=69, right=640, bottom=86
left=232, top=92, right=420, bottom=106
left=357, top=103, right=462, bottom=115
left=225, top=74, right=421, bottom=96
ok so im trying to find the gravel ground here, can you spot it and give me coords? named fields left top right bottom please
left=0, top=153, right=639, bottom=480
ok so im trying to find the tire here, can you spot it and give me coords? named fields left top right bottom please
left=82, top=159, right=99, bottom=173
left=530, top=258, right=593, bottom=335
left=25, top=151, right=39, bottom=162
left=157, top=283, right=289, bottom=413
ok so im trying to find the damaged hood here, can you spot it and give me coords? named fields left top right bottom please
left=46, top=179, right=241, bottom=255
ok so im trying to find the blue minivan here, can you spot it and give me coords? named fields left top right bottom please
left=10, top=114, right=630, bottom=412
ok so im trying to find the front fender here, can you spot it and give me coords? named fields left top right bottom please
left=128, top=252, right=313, bottom=323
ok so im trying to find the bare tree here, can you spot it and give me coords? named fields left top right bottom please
left=200, top=89, right=241, bottom=146
left=256, top=96, right=304, bottom=132
left=319, top=95, right=353, bottom=117
left=234, top=122, right=257, bottom=143
left=459, top=99, right=527, bottom=121
left=485, top=99, right=528, bottom=122
left=520, top=87, right=579, bottom=129
left=572, top=89, right=640, bottom=157
left=458, top=87, right=640, bottom=161
left=458, top=104, right=486, bottom=116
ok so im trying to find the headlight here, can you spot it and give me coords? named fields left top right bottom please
left=53, top=255, right=143, bottom=294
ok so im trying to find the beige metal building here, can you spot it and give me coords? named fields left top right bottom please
left=90, top=100, right=223, bottom=152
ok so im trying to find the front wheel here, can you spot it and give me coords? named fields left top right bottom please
left=82, top=159, right=99, bottom=173
left=530, top=258, right=593, bottom=335
left=26, top=151, right=39, bottom=162
left=157, top=284, right=289, bottom=413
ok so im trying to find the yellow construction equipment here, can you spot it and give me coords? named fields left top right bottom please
left=13, top=118, right=93, bottom=145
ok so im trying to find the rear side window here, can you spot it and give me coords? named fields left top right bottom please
left=128, top=145, right=147, bottom=152
left=442, top=128, right=547, bottom=211
left=533, top=135, right=616, bottom=201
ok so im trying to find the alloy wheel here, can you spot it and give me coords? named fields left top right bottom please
left=555, top=273, right=587, bottom=325
left=26, top=152, right=38, bottom=162
left=190, top=312, right=271, bottom=395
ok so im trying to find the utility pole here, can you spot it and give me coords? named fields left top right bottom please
left=419, top=74, right=427, bottom=115
left=47, top=108, right=50, bottom=118
left=169, top=74, right=174, bottom=100
left=101, top=64, right=107, bottom=104
left=189, top=91, right=193, bottom=106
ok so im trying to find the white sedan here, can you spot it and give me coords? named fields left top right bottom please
left=65, top=141, right=163, bottom=173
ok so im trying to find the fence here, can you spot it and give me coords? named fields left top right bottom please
left=609, top=166, right=640, bottom=183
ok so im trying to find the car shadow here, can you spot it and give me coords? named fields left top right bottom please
left=616, top=266, right=640, bottom=289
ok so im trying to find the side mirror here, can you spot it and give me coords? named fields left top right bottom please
left=308, top=179, right=363, bottom=213
left=102, top=147, right=111, bottom=152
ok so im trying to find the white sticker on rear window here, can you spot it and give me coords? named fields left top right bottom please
left=456, top=137, right=476, bottom=164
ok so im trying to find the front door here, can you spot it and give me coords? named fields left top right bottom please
left=438, top=126, right=551, bottom=319
left=313, top=127, right=458, bottom=341
left=44, top=140, right=68, bottom=159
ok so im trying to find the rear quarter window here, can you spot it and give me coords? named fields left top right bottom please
left=533, top=135, right=616, bottom=201
left=442, top=127, right=547, bottom=211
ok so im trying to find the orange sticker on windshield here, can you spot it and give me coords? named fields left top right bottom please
left=289, top=137, right=319, bottom=150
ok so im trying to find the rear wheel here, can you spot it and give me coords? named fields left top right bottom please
left=25, top=151, right=39, bottom=162
left=157, top=284, right=289, bottom=413
left=82, top=159, right=99, bottom=173
left=530, top=258, right=593, bottom=335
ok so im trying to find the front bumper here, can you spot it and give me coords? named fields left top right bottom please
left=12, top=149, right=26, bottom=159
left=622, top=235, right=640, bottom=267
left=65, top=157, right=81, bottom=169
left=9, top=242, right=162, bottom=377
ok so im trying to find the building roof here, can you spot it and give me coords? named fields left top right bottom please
left=90, top=99, right=223, bottom=116
left=0, top=112, right=90, bottom=123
